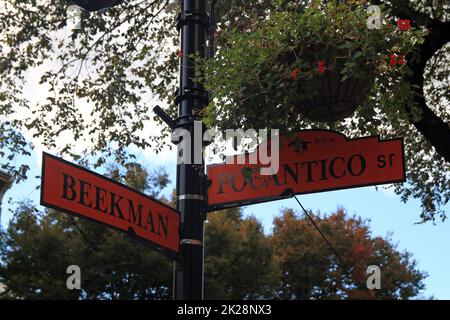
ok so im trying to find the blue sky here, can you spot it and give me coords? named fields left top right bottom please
left=2, top=147, right=449, bottom=299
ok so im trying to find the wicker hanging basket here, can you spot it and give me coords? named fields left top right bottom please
left=294, top=66, right=374, bottom=122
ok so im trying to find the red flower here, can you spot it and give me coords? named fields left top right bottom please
left=178, top=50, right=183, bottom=58
left=396, top=19, right=411, bottom=31
left=397, top=55, right=406, bottom=65
left=389, top=53, right=406, bottom=66
left=291, top=67, right=300, bottom=80
left=317, top=60, right=326, bottom=75
left=389, top=53, right=398, bottom=66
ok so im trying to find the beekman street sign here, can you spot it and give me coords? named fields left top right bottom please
left=40, top=152, right=180, bottom=259
left=207, top=130, right=406, bottom=211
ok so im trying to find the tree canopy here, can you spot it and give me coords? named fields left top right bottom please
left=0, top=1, right=448, bottom=222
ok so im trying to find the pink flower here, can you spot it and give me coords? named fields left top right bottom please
left=178, top=50, right=183, bottom=58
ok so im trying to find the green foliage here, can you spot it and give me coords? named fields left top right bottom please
left=0, top=0, right=448, bottom=222
left=0, top=204, right=173, bottom=299
left=201, top=1, right=423, bottom=130
left=0, top=0, right=179, bottom=172
left=204, top=208, right=277, bottom=299
left=270, top=208, right=426, bottom=299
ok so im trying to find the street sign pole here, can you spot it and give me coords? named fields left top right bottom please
left=174, top=0, right=209, bottom=300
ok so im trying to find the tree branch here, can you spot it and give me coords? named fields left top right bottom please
left=407, top=20, right=450, bottom=163
left=387, top=0, right=438, bottom=26
left=378, top=0, right=450, bottom=163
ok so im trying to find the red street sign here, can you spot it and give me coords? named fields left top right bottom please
left=40, top=152, right=180, bottom=259
left=207, top=130, right=406, bottom=211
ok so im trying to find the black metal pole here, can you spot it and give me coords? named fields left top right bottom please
left=174, top=0, right=209, bottom=300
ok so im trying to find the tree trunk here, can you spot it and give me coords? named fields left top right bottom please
left=387, top=1, right=450, bottom=163
left=408, top=21, right=450, bottom=163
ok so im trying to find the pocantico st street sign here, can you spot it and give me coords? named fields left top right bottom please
left=206, top=130, right=406, bottom=211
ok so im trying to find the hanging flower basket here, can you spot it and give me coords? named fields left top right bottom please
left=200, top=1, right=423, bottom=130
left=294, top=66, right=375, bottom=122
